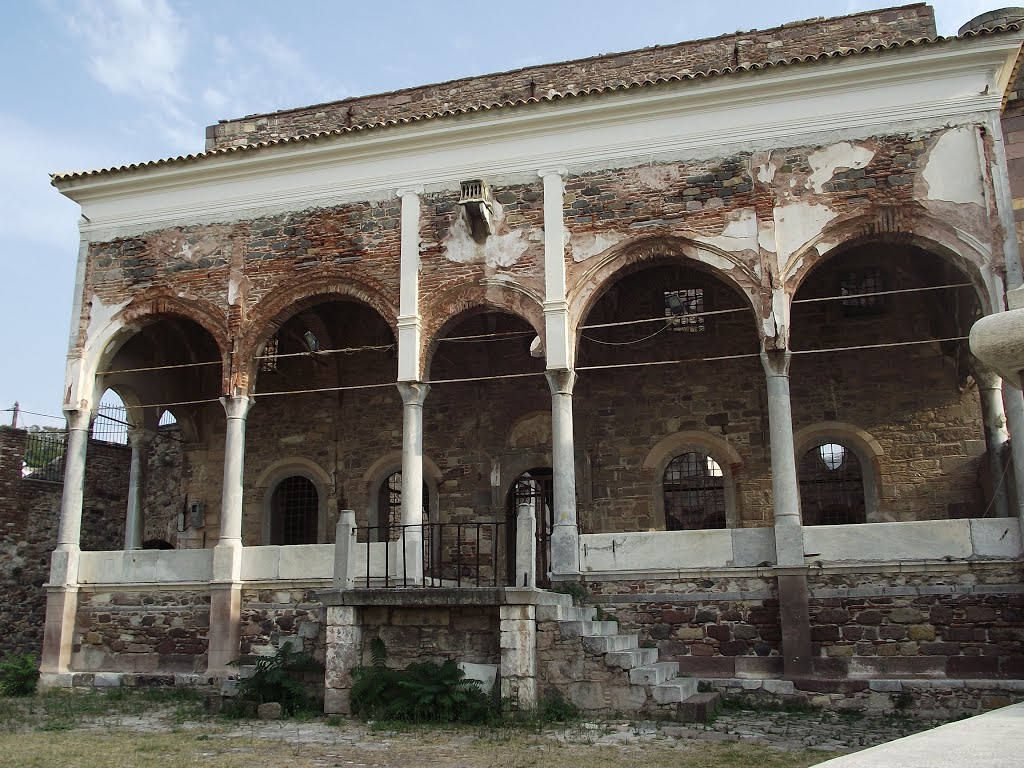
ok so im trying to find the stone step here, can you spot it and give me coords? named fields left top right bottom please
left=604, top=647, right=660, bottom=670
left=560, top=620, right=619, bottom=639
left=651, top=677, right=700, bottom=704
left=628, top=662, right=679, bottom=686
left=677, top=691, right=722, bottom=724
left=536, top=604, right=596, bottom=622
left=536, top=590, right=574, bottom=607
left=581, top=634, right=639, bottom=653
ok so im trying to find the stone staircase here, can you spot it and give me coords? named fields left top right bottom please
left=536, top=595, right=716, bottom=719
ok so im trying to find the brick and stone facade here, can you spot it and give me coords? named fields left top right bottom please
left=25, top=4, right=1024, bottom=713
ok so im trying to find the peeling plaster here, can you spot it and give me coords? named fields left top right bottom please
left=443, top=208, right=530, bottom=268
left=228, top=278, right=240, bottom=305
left=635, top=164, right=682, bottom=191
left=768, top=287, right=789, bottom=343
left=570, top=231, right=626, bottom=262
left=807, top=142, right=874, bottom=193
left=757, top=219, right=777, bottom=254
left=774, top=202, right=838, bottom=277
left=84, top=293, right=130, bottom=348
left=696, top=209, right=758, bottom=254
left=922, top=128, right=984, bottom=206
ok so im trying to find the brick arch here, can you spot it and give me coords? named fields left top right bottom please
left=785, top=209, right=995, bottom=315
left=238, top=274, right=398, bottom=386
left=567, top=235, right=768, bottom=361
left=82, top=290, right=230, bottom=406
left=420, top=282, right=546, bottom=379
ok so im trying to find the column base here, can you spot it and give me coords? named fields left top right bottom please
left=40, top=584, right=80, bottom=675
left=499, top=604, right=537, bottom=710
left=206, top=582, right=242, bottom=678
left=324, top=606, right=363, bottom=715
left=777, top=571, right=813, bottom=679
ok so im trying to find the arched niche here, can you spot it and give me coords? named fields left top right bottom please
left=255, top=458, right=333, bottom=545
left=793, top=422, right=885, bottom=522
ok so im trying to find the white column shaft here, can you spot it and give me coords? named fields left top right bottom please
left=540, top=168, right=570, bottom=370
left=56, top=409, right=91, bottom=550
left=218, top=396, right=253, bottom=546
left=762, top=352, right=804, bottom=566
left=546, top=370, right=579, bottom=575
left=123, top=432, right=147, bottom=550
left=397, top=382, right=429, bottom=582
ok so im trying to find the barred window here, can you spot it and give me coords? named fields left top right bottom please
left=664, top=288, right=705, bottom=333
left=375, top=471, right=430, bottom=542
left=840, top=269, right=884, bottom=315
left=663, top=452, right=726, bottom=530
left=269, top=475, right=318, bottom=545
left=798, top=443, right=866, bottom=525
left=260, top=336, right=280, bottom=372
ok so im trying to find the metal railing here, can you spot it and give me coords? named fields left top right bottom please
left=22, top=430, right=67, bottom=482
left=354, top=521, right=507, bottom=588
left=91, top=404, right=129, bottom=445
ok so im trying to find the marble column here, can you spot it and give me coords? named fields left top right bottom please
left=397, top=381, right=428, bottom=584
left=40, top=408, right=91, bottom=679
left=761, top=349, right=812, bottom=679
left=208, top=394, right=253, bottom=678
left=123, top=428, right=152, bottom=550
left=546, top=369, right=579, bottom=577
left=974, top=365, right=1011, bottom=518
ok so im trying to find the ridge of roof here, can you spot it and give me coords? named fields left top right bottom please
left=51, top=24, right=1018, bottom=185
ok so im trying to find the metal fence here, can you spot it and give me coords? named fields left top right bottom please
left=356, top=521, right=507, bottom=588
left=22, top=430, right=67, bottom=482
left=91, top=404, right=129, bottom=445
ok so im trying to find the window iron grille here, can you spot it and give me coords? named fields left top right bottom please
left=270, top=475, right=318, bottom=545
left=663, top=452, right=726, bottom=530
left=260, top=336, right=280, bottom=372
left=664, top=288, right=705, bottom=332
left=840, top=269, right=885, bottom=315
left=798, top=443, right=866, bottom=525
left=91, top=404, right=129, bottom=445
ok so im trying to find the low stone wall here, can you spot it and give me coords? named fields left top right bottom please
left=71, top=589, right=210, bottom=674
left=807, top=562, right=1024, bottom=679
left=704, top=677, right=1024, bottom=717
left=587, top=574, right=783, bottom=677
left=359, top=605, right=499, bottom=668
left=240, top=588, right=326, bottom=663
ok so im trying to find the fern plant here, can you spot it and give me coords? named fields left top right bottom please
left=350, top=638, right=494, bottom=724
left=231, top=645, right=322, bottom=715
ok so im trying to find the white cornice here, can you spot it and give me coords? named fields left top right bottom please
left=55, top=35, right=1023, bottom=240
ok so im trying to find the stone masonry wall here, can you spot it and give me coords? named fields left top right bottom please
left=587, top=575, right=783, bottom=679
left=807, top=563, right=1024, bottom=679
left=359, top=606, right=500, bottom=669
left=240, top=588, right=326, bottom=664
left=0, top=428, right=129, bottom=658
left=207, top=5, right=934, bottom=149
left=71, top=589, right=210, bottom=674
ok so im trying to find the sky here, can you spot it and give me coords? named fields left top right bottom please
left=0, top=0, right=997, bottom=427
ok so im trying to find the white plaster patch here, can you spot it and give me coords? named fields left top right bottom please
left=774, top=202, right=838, bottom=276
left=807, top=142, right=874, bottom=194
left=922, top=128, right=984, bottom=205
left=770, top=287, right=789, bottom=342
left=757, top=219, right=776, bottom=254
left=228, top=278, right=239, bottom=305
left=443, top=210, right=530, bottom=268
left=635, top=164, right=682, bottom=191
left=570, top=231, right=625, bottom=263
left=694, top=248, right=738, bottom=272
left=696, top=208, right=758, bottom=253
left=85, top=294, right=130, bottom=349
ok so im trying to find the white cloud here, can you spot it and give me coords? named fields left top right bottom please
left=63, top=0, right=187, bottom=102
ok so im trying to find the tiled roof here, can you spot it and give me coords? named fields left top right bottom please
left=50, top=25, right=1020, bottom=184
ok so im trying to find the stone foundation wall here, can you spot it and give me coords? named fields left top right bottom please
left=807, top=563, right=1024, bottom=679
left=359, top=605, right=500, bottom=668
left=240, top=588, right=326, bottom=664
left=71, top=589, right=210, bottom=674
left=587, top=576, right=783, bottom=678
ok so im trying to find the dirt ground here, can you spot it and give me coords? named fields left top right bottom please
left=0, top=690, right=950, bottom=768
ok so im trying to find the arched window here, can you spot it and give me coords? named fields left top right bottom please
left=374, top=471, right=429, bottom=542
left=158, top=410, right=177, bottom=427
left=663, top=452, right=726, bottom=530
left=269, top=475, right=319, bottom=545
left=798, top=442, right=867, bottom=525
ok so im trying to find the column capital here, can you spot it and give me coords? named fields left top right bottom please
left=545, top=369, right=577, bottom=396
left=126, top=427, right=154, bottom=448
left=396, top=185, right=424, bottom=198
left=397, top=381, right=430, bottom=407
left=760, top=348, right=792, bottom=378
left=63, top=408, right=90, bottom=432
left=220, top=395, right=254, bottom=420
left=538, top=167, right=567, bottom=179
